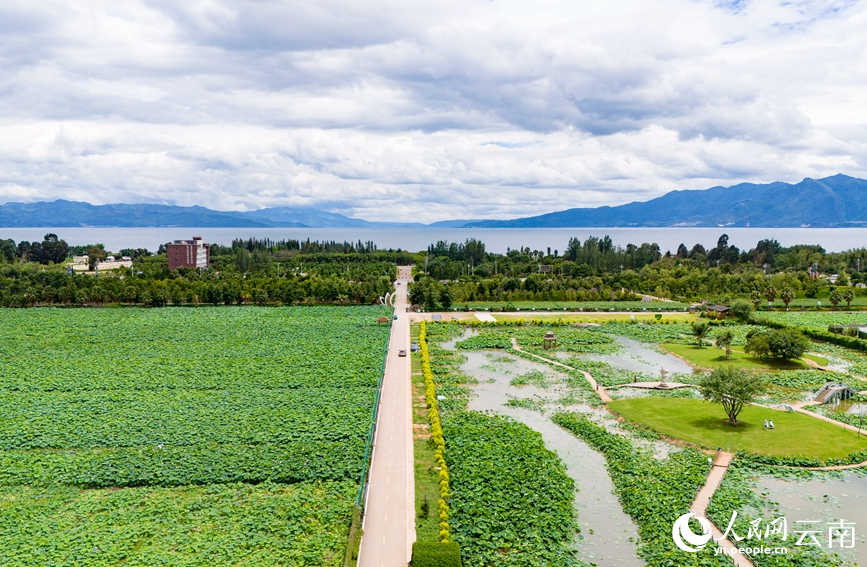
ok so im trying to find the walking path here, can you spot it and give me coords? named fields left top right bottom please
left=789, top=400, right=867, bottom=434
left=509, top=338, right=612, bottom=402
left=511, top=337, right=756, bottom=562
left=474, top=312, right=497, bottom=322
left=690, top=452, right=756, bottom=567
left=358, top=266, right=415, bottom=567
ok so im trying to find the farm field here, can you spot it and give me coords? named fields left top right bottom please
left=454, top=300, right=690, bottom=311
left=762, top=310, right=867, bottom=330
left=0, top=307, right=390, bottom=566
left=493, top=311, right=697, bottom=323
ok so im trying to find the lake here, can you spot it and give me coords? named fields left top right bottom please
left=2, top=227, right=867, bottom=255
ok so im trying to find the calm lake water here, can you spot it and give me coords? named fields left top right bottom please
left=2, top=227, right=867, bottom=255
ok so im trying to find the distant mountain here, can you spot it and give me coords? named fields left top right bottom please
left=0, top=200, right=422, bottom=228
left=239, top=206, right=422, bottom=228
left=465, top=174, right=867, bottom=228
left=0, top=201, right=272, bottom=228
left=3, top=175, right=865, bottom=228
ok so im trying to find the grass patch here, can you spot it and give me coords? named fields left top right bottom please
left=608, top=397, right=867, bottom=459
left=660, top=343, right=807, bottom=371
left=803, top=352, right=830, bottom=366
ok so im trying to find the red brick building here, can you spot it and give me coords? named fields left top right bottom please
left=167, top=237, right=210, bottom=270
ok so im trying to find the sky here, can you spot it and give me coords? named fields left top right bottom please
left=0, top=0, right=865, bottom=223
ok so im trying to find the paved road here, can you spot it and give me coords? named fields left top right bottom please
left=358, top=266, right=415, bottom=567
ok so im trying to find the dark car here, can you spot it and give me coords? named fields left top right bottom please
left=410, top=341, right=420, bottom=352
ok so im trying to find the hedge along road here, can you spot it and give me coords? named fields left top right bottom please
left=358, top=265, right=415, bottom=567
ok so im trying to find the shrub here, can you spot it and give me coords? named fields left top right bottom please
left=744, top=328, right=808, bottom=360
left=729, top=299, right=753, bottom=322
left=411, top=541, right=462, bottom=567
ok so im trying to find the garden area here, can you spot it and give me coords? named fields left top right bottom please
left=417, top=313, right=867, bottom=567
left=0, top=307, right=390, bottom=566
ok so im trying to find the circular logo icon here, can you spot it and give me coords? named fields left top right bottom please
left=672, top=511, right=712, bottom=552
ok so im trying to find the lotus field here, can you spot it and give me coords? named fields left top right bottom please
left=0, top=306, right=390, bottom=566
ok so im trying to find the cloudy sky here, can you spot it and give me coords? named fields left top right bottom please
left=1, top=0, right=865, bottom=222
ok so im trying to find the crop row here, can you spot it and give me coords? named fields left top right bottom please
left=443, top=411, right=577, bottom=566
left=0, top=306, right=389, bottom=392
left=0, top=387, right=374, bottom=450
left=0, top=440, right=364, bottom=488
left=551, top=412, right=729, bottom=567
left=0, top=480, right=356, bottom=567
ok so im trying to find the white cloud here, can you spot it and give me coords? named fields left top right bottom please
left=0, top=0, right=866, bottom=223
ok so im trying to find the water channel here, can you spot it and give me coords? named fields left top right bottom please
left=441, top=330, right=645, bottom=566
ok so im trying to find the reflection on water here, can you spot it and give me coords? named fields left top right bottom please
left=582, top=336, right=695, bottom=375
left=757, top=472, right=867, bottom=565
left=830, top=399, right=867, bottom=416
left=460, top=349, right=645, bottom=567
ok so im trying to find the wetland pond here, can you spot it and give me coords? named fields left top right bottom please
left=576, top=336, right=695, bottom=376
left=756, top=471, right=867, bottom=565
left=442, top=330, right=645, bottom=566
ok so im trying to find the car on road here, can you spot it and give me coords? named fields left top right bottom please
left=393, top=315, right=398, bottom=320
left=398, top=349, right=407, bottom=357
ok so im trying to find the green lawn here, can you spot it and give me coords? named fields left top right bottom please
left=803, top=352, right=830, bottom=366
left=661, top=343, right=807, bottom=371
left=608, top=398, right=867, bottom=459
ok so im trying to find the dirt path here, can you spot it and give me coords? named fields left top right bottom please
left=358, top=266, right=415, bottom=567
left=509, top=338, right=613, bottom=402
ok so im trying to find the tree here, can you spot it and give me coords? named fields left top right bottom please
left=40, top=234, right=69, bottom=264
left=439, top=287, right=453, bottom=310
left=829, top=289, right=842, bottom=309
left=764, top=286, right=777, bottom=307
left=87, top=244, right=108, bottom=270
left=715, top=329, right=734, bottom=359
left=699, top=366, right=767, bottom=424
left=843, top=289, right=855, bottom=310
left=744, top=328, right=808, bottom=360
left=251, top=288, right=268, bottom=305
left=749, top=290, right=762, bottom=310
left=691, top=321, right=710, bottom=348
left=729, top=300, right=753, bottom=323
left=780, top=287, right=795, bottom=310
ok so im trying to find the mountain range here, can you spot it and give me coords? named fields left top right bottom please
left=1, top=174, right=865, bottom=228
left=465, top=174, right=867, bottom=228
